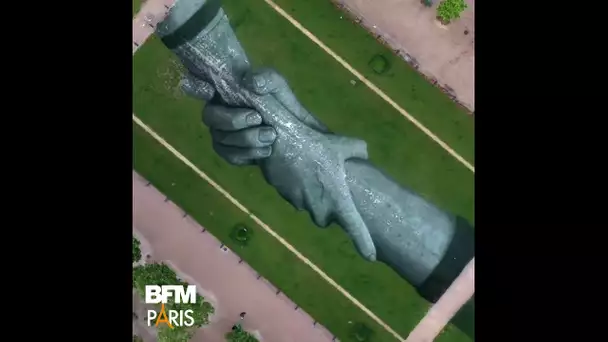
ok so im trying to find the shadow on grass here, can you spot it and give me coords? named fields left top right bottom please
left=451, top=296, right=474, bottom=339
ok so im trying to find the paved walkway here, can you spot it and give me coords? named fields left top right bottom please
left=132, top=0, right=175, bottom=54
left=133, top=171, right=335, bottom=342
left=405, top=259, right=475, bottom=341
left=334, top=0, right=475, bottom=112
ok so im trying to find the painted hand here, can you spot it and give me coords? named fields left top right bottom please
left=181, top=73, right=278, bottom=165
left=182, top=69, right=377, bottom=261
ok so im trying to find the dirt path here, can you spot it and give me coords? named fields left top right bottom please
left=405, top=259, right=475, bottom=341
left=133, top=171, right=335, bottom=342
left=132, top=0, right=175, bottom=54
left=334, top=0, right=475, bottom=112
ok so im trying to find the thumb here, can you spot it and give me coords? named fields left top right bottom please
left=180, top=73, right=215, bottom=101
left=327, top=135, right=369, bottom=160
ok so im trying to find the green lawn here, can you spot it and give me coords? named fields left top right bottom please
left=240, top=0, right=474, bottom=165
left=133, top=0, right=141, bottom=16
left=220, top=0, right=475, bottom=222
left=133, top=0, right=473, bottom=341
left=135, top=125, right=403, bottom=342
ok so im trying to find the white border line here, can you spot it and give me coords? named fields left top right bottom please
left=132, top=114, right=406, bottom=341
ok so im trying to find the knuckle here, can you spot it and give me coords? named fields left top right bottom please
left=266, top=68, right=284, bottom=85
left=253, top=147, right=272, bottom=158
left=227, top=156, right=243, bottom=165
left=231, top=110, right=253, bottom=128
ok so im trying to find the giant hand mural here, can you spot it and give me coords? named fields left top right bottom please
left=155, top=0, right=474, bottom=336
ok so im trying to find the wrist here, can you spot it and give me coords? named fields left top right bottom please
left=415, top=216, right=475, bottom=303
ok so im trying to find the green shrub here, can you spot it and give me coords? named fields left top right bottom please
left=368, top=55, right=389, bottom=75
left=226, top=324, right=259, bottom=342
left=437, top=0, right=468, bottom=24
left=133, top=236, right=142, bottom=263
left=133, top=262, right=215, bottom=342
left=350, top=322, right=374, bottom=341
left=229, top=224, right=253, bottom=247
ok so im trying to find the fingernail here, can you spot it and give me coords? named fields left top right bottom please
left=257, top=146, right=272, bottom=158
left=246, top=113, right=262, bottom=126
left=367, top=252, right=376, bottom=262
left=253, top=74, right=267, bottom=90
left=258, top=128, right=276, bottom=143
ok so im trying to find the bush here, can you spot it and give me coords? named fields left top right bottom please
left=132, top=262, right=215, bottom=342
left=437, top=0, right=468, bottom=24
left=226, top=324, right=259, bottom=342
left=133, top=237, right=142, bottom=263
left=229, top=224, right=253, bottom=247
left=368, top=55, right=390, bottom=75
left=350, top=322, right=374, bottom=341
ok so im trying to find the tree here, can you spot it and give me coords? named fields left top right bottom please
left=133, top=237, right=142, bottom=263
left=350, top=322, right=374, bottom=341
left=133, top=263, right=178, bottom=294
left=368, top=55, right=389, bottom=75
left=230, top=224, right=253, bottom=247
left=225, top=324, right=259, bottom=342
left=436, top=0, right=468, bottom=24
left=132, top=262, right=216, bottom=342
left=157, top=325, right=195, bottom=342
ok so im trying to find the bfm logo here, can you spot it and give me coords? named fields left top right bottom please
left=145, top=285, right=196, bottom=328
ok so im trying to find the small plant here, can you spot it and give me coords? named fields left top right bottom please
left=226, top=324, right=259, bottom=342
left=368, top=55, right=390, bottom=75
left=422, top=0, right=434, bottom=7
left=230, top=224, right=253, bottom=247
left=436, top=0, right=468, bottom=24
left=350, top=322, right=374, bottom=341
left=133, top=237, right=142, bottom=263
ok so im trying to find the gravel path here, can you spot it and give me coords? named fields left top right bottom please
left=132, top=0, right=175, bottom=54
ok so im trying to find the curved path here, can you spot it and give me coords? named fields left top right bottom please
left=133, top=171, right=335, bottom=342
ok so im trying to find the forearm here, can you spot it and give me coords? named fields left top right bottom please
left=345, top=158, right=474, bottom=302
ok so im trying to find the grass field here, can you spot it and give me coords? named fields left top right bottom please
left=134, top=125, right=468, bottom=342
left=135, top=125, right=397, bottom=341
left=133, top=0, right=474, bottom=341
left=133, top=0, right=142, bottom=16
left=224, top=0, right=474, bottom=222
left=262, top=0, right=474, bottom=165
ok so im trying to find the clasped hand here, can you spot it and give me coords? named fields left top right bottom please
left=181, top=68, right=376, bottom=261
